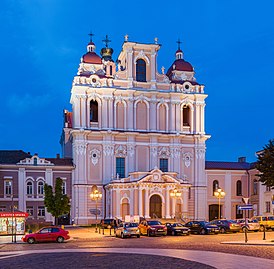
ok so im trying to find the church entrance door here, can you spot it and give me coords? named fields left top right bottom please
left=149, top=194, right=162, bottom=218
left=209, top=204, right=219, bottom=221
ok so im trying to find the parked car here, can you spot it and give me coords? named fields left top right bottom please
left=184, top=221, right=219, bottom=235
left=165, top=222, right=190, bottom=236
left=251, top=215, right=274, bottom=231
left=210, top=219, right=241, bottom=233
left=22, top=226, right=70, bottom=244
left=236, top=219, right=260, bottom=232
left=115, top=222, right=140, bottom=238
left=100, top=218, right=121, bottom=229
left=139, top=220, right=167, bottom=236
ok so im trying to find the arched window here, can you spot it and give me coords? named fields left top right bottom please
left=236, top=180, right=242, bottom=196
left=136, top=59, right=146, bottom=82
left=253, top=179, right=258, bottom=195
left=38, top=181, right=44, bottom=196
left=26, top=181, right=33, bottom=196
left=183, top=105, right=190, bottom=126
left=213, top=180, right=219, bottom=195
left=90, top=100, right=98, bottom=122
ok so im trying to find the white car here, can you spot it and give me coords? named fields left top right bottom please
left=115, top=222, right=141, bottom=238
left=237, top=219, right=260, bottom=232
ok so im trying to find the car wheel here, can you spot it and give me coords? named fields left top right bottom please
left=121, top=233, right=125, bottom=239
left=259, top=225, right=264, bottom=232
left=220, top=227, right=226, bottom=234
left=27, top=237, right=35, bottom=244
left=200, top=229, right=206, bottom=235
left=57, top=236, right=64, bottom=243
left=254, top=230, right=259, bottom=232
left=171, top=230, right=176, bottom=236
left=242, top=227, right=247, bottom=233
left=147, top=230, right=151, bottom=237
left=137, top=235, right=140, bottom=238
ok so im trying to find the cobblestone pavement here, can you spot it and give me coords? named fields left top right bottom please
left=0, top=252, right=216, bottom=269
left=0, top=227, right=273, bottom=268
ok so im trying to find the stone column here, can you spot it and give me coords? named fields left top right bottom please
left=144, top=188, right=150, bottom=218
left=81, top=96, right=87, bottom=128
left=171, top=197, right=176, bottom=218
left=130, top=188, right=134, bottom=216
left=138, top=187, right=143, bottom=216
left=175, top=102, right=181, bottom=132
left=127, top=98, right=134, bottom=130
left=116, top=188, right=121, bottom=218
left=182, top=188, right=188, bottom=219
left=150, top=100, right=157, bottom=131
left=102, top=98, right=108, bottom=129
left=108, top=97, right=114, bottom=129
left=170, top=102, right=176, bottom=132
left=165, top=188, right=171, bottom=219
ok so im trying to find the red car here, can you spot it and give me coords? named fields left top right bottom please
left=22, top=226, right=70, bottom=244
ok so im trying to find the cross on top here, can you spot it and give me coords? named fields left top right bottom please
left=176, top=38, right=182, bottom=50
left=102, top=35, right=111, bottom=48
left=88, top=31, right=94, bottom=42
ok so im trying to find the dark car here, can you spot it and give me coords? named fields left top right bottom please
left=100, top=218, right=121, bottom=229
left=22, top=226, right=70, bottom=244
left=139, top=220, right=167, bottom=236
left=184, top=221, right=219, bottom=235
left=165, top=222, right=190, bottom=236
left=210, top=219, right=241, bottom=233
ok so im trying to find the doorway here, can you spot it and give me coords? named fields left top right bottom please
left=209, top=204, right=220, bottom=221
left=149, top=194, right=162, bottom=218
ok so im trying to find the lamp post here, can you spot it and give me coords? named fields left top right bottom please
left=214, top=188, right=226, bottom=219
left=170, top=188, right=182, bottom=218
left=90, top=189, right=102, bottom=233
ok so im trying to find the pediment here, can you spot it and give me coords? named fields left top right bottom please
left=17, top=155, right=54, bottom=166
left=138, top=169, right=181, bottom=184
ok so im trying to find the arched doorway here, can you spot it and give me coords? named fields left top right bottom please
left=149, top=194, right=162, bottom=218
left=209, top=204, right=220, bottom=221
left=121, top=198, right=129, bottom=220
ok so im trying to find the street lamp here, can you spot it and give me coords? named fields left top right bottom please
left=90, top=189, right=102, bottom=233
left=170, top=188, right=182, bottom=218
left=214, top=188, right=226, bottom=219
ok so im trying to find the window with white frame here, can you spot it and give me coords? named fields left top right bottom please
left=62, top=181, right=66, bottom=195
left=37, top=181, right=44, bottom=196
left=26, top=206, right=34, bottom=217
left=4, top=180, right=12, bottom=196
left=38, top=206, right=45, bottom=217
left=26, top=181, right=33, bottom=196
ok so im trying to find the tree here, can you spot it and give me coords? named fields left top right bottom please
left=256, top=139, right=274, bottom=189
left=44, top=177, right=71, bottom=225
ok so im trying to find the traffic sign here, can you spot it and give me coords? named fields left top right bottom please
left=238, top=205, right=253, bottom=210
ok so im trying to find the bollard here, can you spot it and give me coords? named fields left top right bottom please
left=263, top=226, right=266, bottom=240
left=102, top=227, right=104, bottom=235
left=244, top=228, right=248, bottom=243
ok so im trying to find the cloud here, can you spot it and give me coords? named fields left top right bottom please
left=6, top=93, right=53, bottom=114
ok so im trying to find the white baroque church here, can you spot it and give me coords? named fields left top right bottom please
left=61, top=35, right=210, bottom=225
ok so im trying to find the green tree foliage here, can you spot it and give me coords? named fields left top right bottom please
left=44, top=177, right=70, bottom=225
left=256, top=139, right=274, bottom=188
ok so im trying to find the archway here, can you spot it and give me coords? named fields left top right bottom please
left=149, top=194, right=162, bottom=218
left=121, top=198, right=129, bottom=220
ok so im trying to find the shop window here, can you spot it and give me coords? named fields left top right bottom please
left=38, top=206, right=45, bottom=217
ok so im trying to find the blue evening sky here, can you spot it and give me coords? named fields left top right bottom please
left=1, top=0, right=273, bottom=162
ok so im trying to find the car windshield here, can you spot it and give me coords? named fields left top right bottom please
left=228, top=220, right=237, bottom=223
left=249, top=219, right=258, bottom=223
left=147, top=221, right=161, bottom=225
left=173, top=223, right=184, bottom=227
left=124, top=222, right=138, bottom=228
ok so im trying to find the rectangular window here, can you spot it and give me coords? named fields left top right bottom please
left=266, top=186, right=271, bottom=191
left=266, top=201, right=271, bottom=213
left=116, top=157, right=125, bottom=178
left=26, top=206, right=34, bottom=217
left=0, top=206, right=6, bottom=212
left=62, top=181, right=66, bottom=195
left=159, top=158, right=168, bottom=172
left=38, top=206, right=45, bottom=217
left=4, top=180, right=12, bottom=196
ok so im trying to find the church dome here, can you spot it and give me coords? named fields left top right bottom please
left=170, top=59, right=193, bottom=72
left=82, top=52, right=102, bottom=64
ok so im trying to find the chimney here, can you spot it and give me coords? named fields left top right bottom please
left=56, top=153, right=60, bottom=159
left=238, top=157, right=246, bottom=163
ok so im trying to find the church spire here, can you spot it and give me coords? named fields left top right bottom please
left=175, top=38, right=183, bottom=60
left=100, top=34, right=114, bottom=62
left=87, top=32, right=96, bottom=53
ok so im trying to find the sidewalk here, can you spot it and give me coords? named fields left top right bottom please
left=221, top=239, right=274, bottom=246
left=0, top=235, right=23, bottom=244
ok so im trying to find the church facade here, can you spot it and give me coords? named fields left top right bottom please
left=61, top=36, right=210, bottom=224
